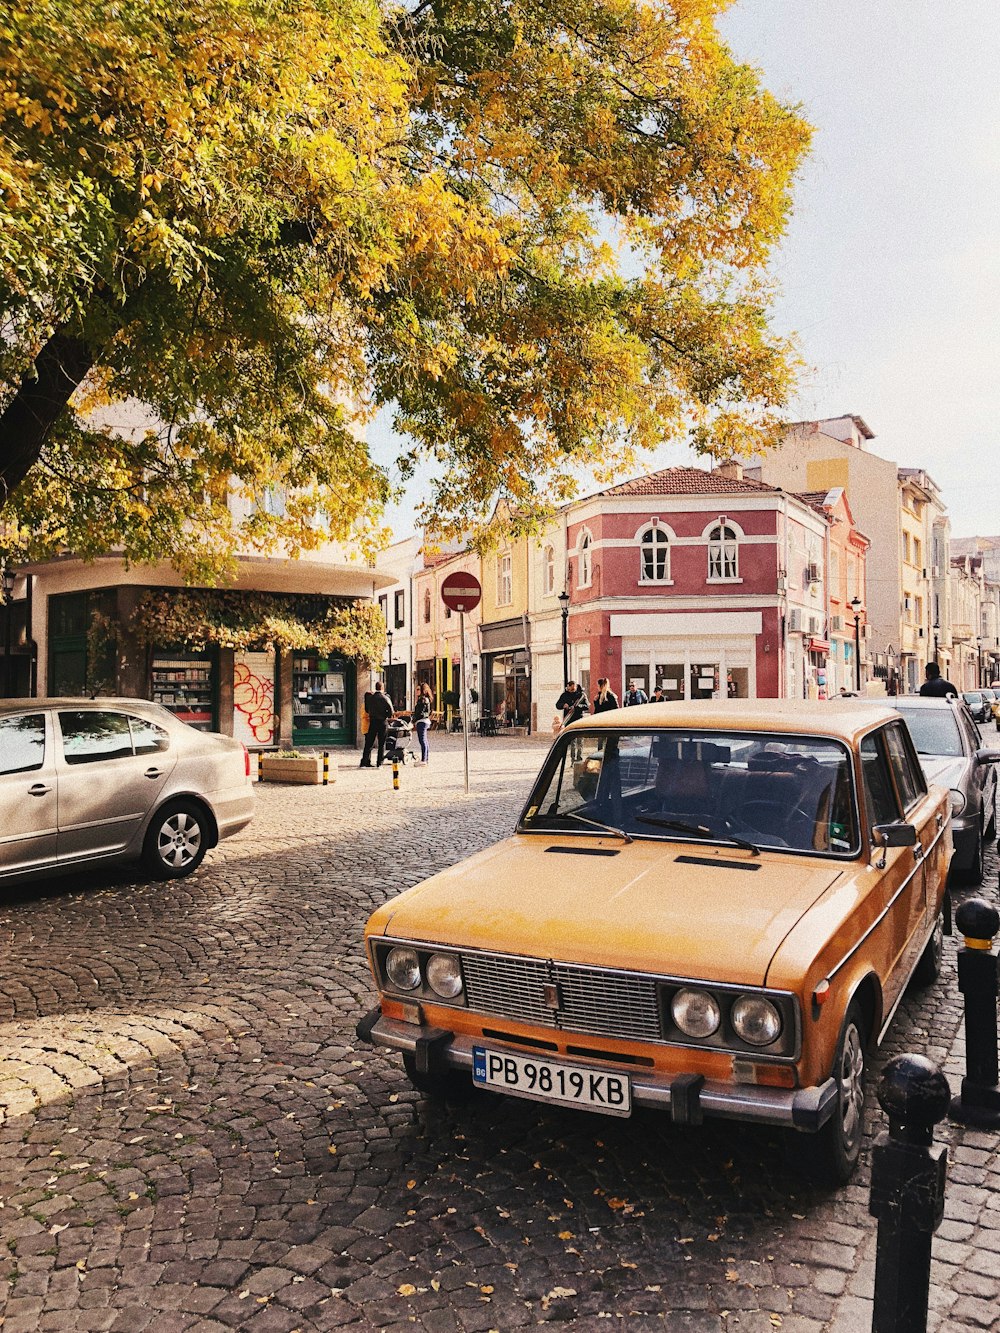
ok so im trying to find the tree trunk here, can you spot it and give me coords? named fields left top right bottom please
left=0, top=330, right=98, bottom=504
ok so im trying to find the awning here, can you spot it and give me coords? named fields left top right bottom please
left=806, top=637, right=830, bottom=654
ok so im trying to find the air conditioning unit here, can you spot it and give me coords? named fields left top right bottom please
left=830, top=615, right=843, bottom=632
left=806, top=562, right=820, bottom=584
left=808, top=615, right=821, bottom=635
left=788, top=609, right=802, bottom=632
left=862, top=624, right=872, bottom=639
left=776, top=574, right=787, bottom=593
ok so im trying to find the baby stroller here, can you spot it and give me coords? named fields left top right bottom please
left=384, top=716, right=414, bottom=765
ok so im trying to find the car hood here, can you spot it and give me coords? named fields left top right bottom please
left=374, top=834, right=845, bottom=987
left=918, top=755, right=966, bottom=790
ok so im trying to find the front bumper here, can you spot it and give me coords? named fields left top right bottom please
left=951, top=812, right=980, bottom=869
left=356, top=1008, right=838, bottom=1133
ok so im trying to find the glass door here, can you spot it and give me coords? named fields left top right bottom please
left=150, top=649, right=217, bottom=731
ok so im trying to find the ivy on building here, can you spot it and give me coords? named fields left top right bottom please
left=131, top=590, right=384, bottom=666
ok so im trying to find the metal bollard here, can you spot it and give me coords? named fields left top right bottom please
left=322, top=751, right=329, bottom=786
left=949, top=896, right=1000, bottom=1127
left=869, top=1053, right=950, bottom=1333
left=392, top=758, right=400, bottom=791
left=257, top=752, right=264, bottom=783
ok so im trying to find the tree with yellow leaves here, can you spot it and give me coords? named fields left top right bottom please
left=0, top=0, right=809, bottom=574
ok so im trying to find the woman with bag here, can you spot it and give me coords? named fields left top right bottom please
left=412, top=682, right=433, bottom=764
left=592, top=678, right=619, bottom=713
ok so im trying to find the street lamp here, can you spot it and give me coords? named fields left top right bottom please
left=385, top=629, right=393, bottom=689
left=557, top=589, right=570, bottom=686
left=932, top=619, right=940, bottom=667
left=977, top=636, right=983, bottom=687
left=849, top=596, right=863, bottom=693
left=1, top=567, right=14, bottom=699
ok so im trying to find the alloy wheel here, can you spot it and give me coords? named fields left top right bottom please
left=156, top=811, right=202, bottom=870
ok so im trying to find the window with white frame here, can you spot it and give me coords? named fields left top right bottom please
left=542, top=545, right=555, bottom=596
left=707, top=523, right=738, bottom=580
left=640, top=525, right=670, bottom=582
left=497, top=552, right=512, bottom=606
left=578, top=532, right=592, bottom=588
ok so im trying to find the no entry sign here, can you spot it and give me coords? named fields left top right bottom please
left=441, top=571, right=482, bottom=613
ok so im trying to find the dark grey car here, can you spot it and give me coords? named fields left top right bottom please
left=894, top=696, right=1000, bottom=884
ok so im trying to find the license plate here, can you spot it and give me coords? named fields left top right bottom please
left=472, top=1047, right=631, bottom=1116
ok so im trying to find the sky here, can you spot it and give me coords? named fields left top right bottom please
left=370, top=1, right=1000, bottom=540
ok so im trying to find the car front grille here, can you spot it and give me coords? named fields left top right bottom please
left=461, top=951, right=663, bottom=1042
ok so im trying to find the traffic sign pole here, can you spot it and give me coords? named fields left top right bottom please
left=460, top=609, right=469, bottom=795
left=440, top=572, right=482, bottom=799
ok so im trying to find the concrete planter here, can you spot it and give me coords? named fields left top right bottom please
left=260, top=754, right=326, bottom=785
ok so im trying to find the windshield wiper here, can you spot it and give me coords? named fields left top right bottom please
left=551, top=810, right=634, bottom=844
left=634, top=816, right=760, bottom=856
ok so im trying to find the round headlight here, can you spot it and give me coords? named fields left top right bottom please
left=731, top=995, right=783, bottom=1047
left=671, top=988, right=721, bottom=1039
left=950, top=788, right=967, bottom=816
left=426, top=952, right=463, bottom=998
left=386, top=947, right=421, bottom=990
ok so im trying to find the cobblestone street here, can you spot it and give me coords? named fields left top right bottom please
left=2, top=735, right=999, bottom=1332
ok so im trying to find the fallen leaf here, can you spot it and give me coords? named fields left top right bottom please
left=558, top=1231, right=573, bottom=1240
left=397, top=1284, right=416, bottom=1296
left=480, top=1285, right=494, bottom=1294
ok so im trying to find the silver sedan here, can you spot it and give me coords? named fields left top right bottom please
left=0, top=698, right=254, bottom=886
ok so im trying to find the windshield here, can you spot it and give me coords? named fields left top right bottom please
left=521, top=729, right=860, bottom=856
left=963, top=693, right=983, bottom=706
left=894, top=707, right=964, bottom=758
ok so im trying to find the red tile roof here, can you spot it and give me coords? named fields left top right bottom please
left=600, top=466, right=781, bottom=498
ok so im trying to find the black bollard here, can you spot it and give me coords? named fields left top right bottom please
left=949, top=896, right=1000, bottom=1127
left=869, top=1053, right=950, bottom=1333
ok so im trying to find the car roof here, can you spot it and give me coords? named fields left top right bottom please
left=892, top=695, right=962, bottom=709
left=565, top=698, right=902, bottom=744
left=0, top=697, right=171, bottom=717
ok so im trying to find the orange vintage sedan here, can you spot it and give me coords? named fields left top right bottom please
left=357, top=701, right=952, bottom=1182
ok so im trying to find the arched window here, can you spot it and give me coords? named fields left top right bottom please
left=578, top=531, right=592, bottom=588
left=640, top=526, right=670, bottom=582
left=542, top=545, right=555, bottom=596
left=708, top=524, right=739, bottom=580
left=423, top=587, right=431, bottom=623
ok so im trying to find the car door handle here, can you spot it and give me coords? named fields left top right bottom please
left=144, top=767, right=163, bottom=779
left=913, top=842, right=925, bottom=861
left=28, top=783, right=52, bottom=796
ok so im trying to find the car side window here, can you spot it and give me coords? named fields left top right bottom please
left=860, top=732, right=899, bottom=827
left=958, top=710, right=981, bottom=753
left=59, top=711, right=134, bottom=765
left=884, top=721, right=926, bottom=811
left=0, top=714, right=46, bottom=775
left=129, top=716, right=170, bottom=755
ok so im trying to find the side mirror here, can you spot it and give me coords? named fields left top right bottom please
left=975, top=749, right=1000, bottom=765
left=872, top=821, right=918, bottom=848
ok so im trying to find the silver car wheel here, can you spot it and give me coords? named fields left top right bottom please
left=837, top=1020, right=865, bottom=1151
left=156, top=811, right=202, bottom=869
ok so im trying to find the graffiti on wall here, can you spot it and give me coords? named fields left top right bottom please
left=233, top=653, right=275, bottom=745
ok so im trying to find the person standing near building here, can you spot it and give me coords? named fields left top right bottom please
left=360, top=681, right=394, bottom=767
left=919, top=662, right=958, bottom=698
left=592, top=678, right=619, bottom=713
left=624, top=681, right=648, bottom=706
left=556, top=680, right=589, bottom=727
left=412, top=682, right=433, bottom=764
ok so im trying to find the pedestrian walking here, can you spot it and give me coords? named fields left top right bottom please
left=592, top=677, right=619, bottom=713
left=360, top=681, right=394, bottom=767
left=624, top=682, right=648, bottom=706
left=919, top=662, right=958, bottom=698
left=412, top=682, right=433, bottom=764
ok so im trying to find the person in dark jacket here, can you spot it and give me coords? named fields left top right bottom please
left=919, top=662, right=958, bottom=698
left=556, top=681, right=589, bottom=726
left=360, top=681, right=394, bottom=766
left=592, top=678, right=619, bottom=713
left=412, top=682, right=433, bottom=763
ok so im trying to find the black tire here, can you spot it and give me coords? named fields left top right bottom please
left=402, top=1053, right=473, bottom=1102
left=912, top=908, right=945, bottom=987
left=957, top=817, right=985, bottom=886
left=142, top=799, right=209, bottom=879
left=815, top=1002, right=867, bottom=1186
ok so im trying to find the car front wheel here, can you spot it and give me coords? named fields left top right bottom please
left=142, top=800, right=209, bottom=879
left=816, top=1002, right=867, bottom=1185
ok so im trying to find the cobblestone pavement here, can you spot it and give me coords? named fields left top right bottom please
left=1, top=734, right=998, bottom=1333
